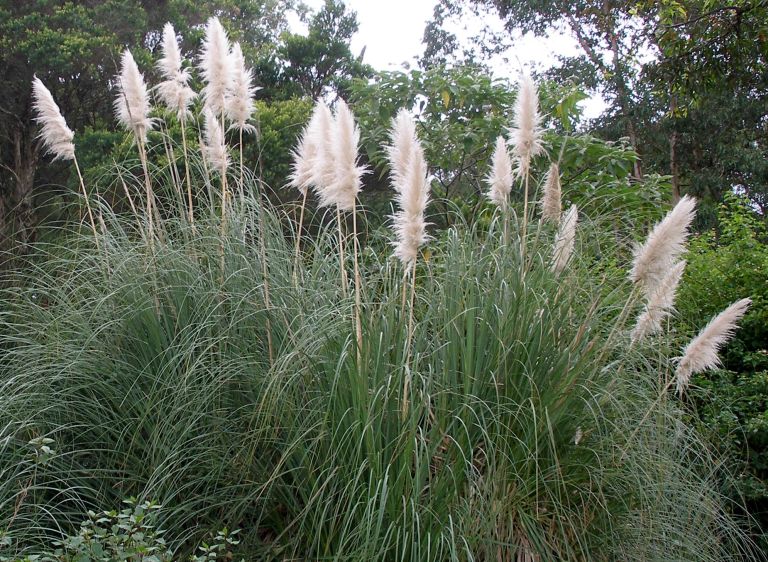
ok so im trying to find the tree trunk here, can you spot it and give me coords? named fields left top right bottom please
left=1, top=125, right=39, bottom=268
left=669, top=96, right=681, bottom=203
left=604, top=0, right=643, bottom=181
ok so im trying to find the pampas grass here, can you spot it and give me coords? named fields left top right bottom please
left=225, top=42, right=256, bottom=198
left=115, top=49, right=155, bottom=241
left=389, top=110, right=431, bottom=269
left=551, top=204, right=577, bottom=274
left=31, top=77, right=75, bottom=162
left=31, top=77, right=98, bottom=246
left=631, top=260, right=686, bottom=343
left=630, top=195, right=696, bottom=295
left=540, top=162, right=562, bottom=222
left=509, top=73, right=543, bottom=179
left=675, top=298, right=752, bottom=396
left=510, top=73, right=544, bottom=258
left=387, top=109, right=431, bottom=417
left=199, top=17, right=232, bottom=119
left=156, top=23, right=196, bottom=225
left=115, top=49, right=153, bottom=144
left=156, top=23, right=196, bottom=121
left=486, top=136, right=513, bottom=208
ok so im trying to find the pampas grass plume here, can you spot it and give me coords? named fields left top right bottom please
left=675, top=298, right=752, bottom=396
left=509, top=73, right=543, bottom=177
left=387, top=110, right=431, bottom=267
left=202, top=108, right=228, bottom=172
left=318, top=100, right=365, bottom=211
left=115, top=49, right=153, bottom=143
left=486, top=136, right=513, bottom=208
left=551, top=204, right=578, bottom=274
left=631, top=260, right=686, bottom=342
left=289, top=101, right=332, bottom=195
left=387, top=109, right=418, bottom=193
left=540, top=162, right=562, bottom=222
left=31, top=77, right=75, bottom=161
left=156, top=23, right=196, bottom=121
left=225, top=42, right=257, bottom=131
left=630, top=195, right=696, bottom=295
left=199, top=17, right=233, bottom=117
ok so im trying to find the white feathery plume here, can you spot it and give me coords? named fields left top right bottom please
left=540, top=162, right=562, bottom=222
left=386, top=109, right=418, bottom=193
left=225, top=42, right=257, bottom=132
left=486, top=136, right=514, bottom=208
left=31, top=77, right=75, bottom=161
left=630, top=195, right=696, bottom=296
left=202, top=108, right=229, bottom=172
left=387, top=111, right=431, bottom=267
left=199, top=16, right=233, bottom=117
left=289, top=101, right=328, bottom=195
left=156, top=22, right=196, bottom=121
left=509, top=73, right=544, bottom=178
left=318, top=100, right=366, bottom=212
left=551, top=204, right=578, bottom=274
left=631, top=260, right=687, bottom=342
left=308, top=101, right=336, bottom=195
left=115, top=49, right=153, bottom=144
left=675, top=298, right=752, bottom=396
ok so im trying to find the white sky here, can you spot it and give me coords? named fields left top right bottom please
left=290, top=0, right=606, bottom=118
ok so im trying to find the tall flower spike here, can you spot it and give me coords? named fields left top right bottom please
left=199, top=17, right=232, bottom=117
left=31, top=77, right=75, bottom=161
left=387, top=109, right=418, bottom=193
left=308, top=102, right=336, bottom=196
left=225, top=42, right=257, bottom=132
left=630, top=195, right=696, bottom=296
left=551, top=204, right=578, bottom=274
left=486, top=136, right=514, bottom=208
left=202, top=108, right=228, bottom=172
left=509, top=73, right=544, bottom=178
left=289, top=101, right=327, bottom=195
left=631, top=260, right=686, bottom=342
left=115, top=49, right=153, bottom=144
left=387, top=111, right=431, bottom=268
left=156, top=23, right=196, bottom=121
left=675, top=298, right=751, bottom=396
left=318, top=100, right=366, bottom=211
left=540, top=162, right=562, bottom=222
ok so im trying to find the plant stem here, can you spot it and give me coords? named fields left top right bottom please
left=180, top=120, right=194, bottom=226
left=352, top=203, right=363, bottom=365
left=258, top=184, right=274, bottom=367
left=293, top=189, right=308, bottom=287
left=337, top=207, right=348, bottom=298
left=239, top=128, right=245, bottom=201
left=136, top=140, right=155, bottom=248
left=73, top=156, right=99, bottom=249
left=401, top=262, right=417, bottom=421
left=521, top=172, right=529, bottom=261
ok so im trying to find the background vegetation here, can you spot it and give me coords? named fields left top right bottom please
left=0, top=0, right=766, bottom=557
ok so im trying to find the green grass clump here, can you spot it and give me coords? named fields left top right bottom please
left=0, top=195, right=760, bottom=561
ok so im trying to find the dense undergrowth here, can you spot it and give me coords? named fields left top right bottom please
left=0, top=190, right=761, bottom=560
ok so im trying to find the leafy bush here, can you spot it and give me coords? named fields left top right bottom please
left=677, top=193, right=768, bottom=545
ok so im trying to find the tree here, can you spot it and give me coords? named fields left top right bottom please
left=422, top=0, right=768, bottom=218
left=274, top=0, right=372, bottom=100
left=0, top=0, right=296, bottom=265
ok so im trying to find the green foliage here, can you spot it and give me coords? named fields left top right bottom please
left=1, top=499, right=243, bottom=562
left=677, top=194, right=768, bottom=545
left=350, top=65, right=669, bottom=228
left=274, top=0, right=372, bottom=99
left=249, top=98, right=313, bottom=195
left=0, top=188, right=759, bottom=560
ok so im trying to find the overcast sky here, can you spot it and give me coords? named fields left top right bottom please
left=289, top=0, right=605, bottom=117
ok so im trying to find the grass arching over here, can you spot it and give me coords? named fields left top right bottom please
left=0, top=192, right=760, bottom=561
